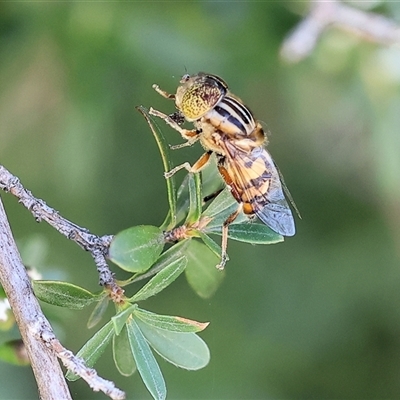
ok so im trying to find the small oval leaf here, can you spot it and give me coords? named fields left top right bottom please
left=113, top=326, right=137, bottom=377
left=87, top=295, right=110, bottom=329
left=196, top=231, right=222, bottom=259
left=33, top=281, right=98, bottom=310
left=185, top=173, right=202, bottom=225
left=109, top=225, right=164, bottom=273
left=126, top=319, right=166, bottom=400
left=203, top=187, right=234, bottom=218
left=207, top=222, right=284, bottom=244
left=174, top=174, right=191, bottom=226
left=66, top=320, right=114, bottom=381
left=135, top=308, right=209, bottom=333
left=130, top=255, right=187, bottom=302
left=120, top=240, right=190, bottom=286
left=203, top=190, right=248, bottom=230
left=112, top=304, right=137, bottom=336
left=136, top=319, right=210, bottom=370
left=184, top=240, right=225, bottom=299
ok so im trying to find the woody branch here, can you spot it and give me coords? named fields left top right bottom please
left=0, top=165, right=123, bottom=301
left=281, top=0, right=400, bottom=63
left=0, top=193, right=125, bottom=400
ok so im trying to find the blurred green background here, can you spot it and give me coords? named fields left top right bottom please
left=1, top=1, right=400, bottom=399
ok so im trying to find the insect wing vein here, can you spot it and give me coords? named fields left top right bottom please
left=222, top=143, right=295, bottom=236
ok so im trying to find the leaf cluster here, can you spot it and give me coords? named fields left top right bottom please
left=1, top=107, right=283, bottom=399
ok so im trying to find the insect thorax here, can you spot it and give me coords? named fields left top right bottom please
left=195, top=95, right=265, bottom=154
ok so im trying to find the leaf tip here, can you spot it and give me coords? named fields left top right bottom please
left=175, top=317, right=210, bottom=331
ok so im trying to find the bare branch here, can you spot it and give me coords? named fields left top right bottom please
left=0, top=177, right=126, bottom=399
left=0, top=196, right=72, bottom=399
left=0, top=164, right=123, bottom=299
left=281, top=0, right=400, bottom=63
left=33, top=317, right=125, bottom=400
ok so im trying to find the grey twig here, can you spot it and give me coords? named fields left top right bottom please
left=33, top=316, right=125, bottom=400
left=0, top=164, right=123, bottom=300
left=281, top=0, right=400, bottom=63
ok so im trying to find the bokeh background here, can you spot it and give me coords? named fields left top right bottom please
left=1, top=1, right=400, bottom=399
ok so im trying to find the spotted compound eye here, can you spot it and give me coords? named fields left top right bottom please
left=180, top=80, right=224, bottom=120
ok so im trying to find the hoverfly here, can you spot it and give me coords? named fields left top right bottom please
left=149, top=72, right=296, bottom=269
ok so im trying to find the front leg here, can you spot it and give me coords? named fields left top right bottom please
left=149, top=107, right=199, bottom=144
left=152, top=84, right=175, bottom=100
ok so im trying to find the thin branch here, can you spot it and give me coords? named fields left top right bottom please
left=0, top=164, right=124, bottom=300
left=281, top=0, right=400, bottom=63
left=33, top=316, right=125, bottom=400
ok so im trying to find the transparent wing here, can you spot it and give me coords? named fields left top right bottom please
left=222, top=144, right=295, bottom=237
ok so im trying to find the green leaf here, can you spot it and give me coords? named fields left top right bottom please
left=136, top=319, right=210, bottom=370
left=202, top=188, right=247, bottom=229
left=174, top=174, right=190, bottom=226
left=32, top=281, right=99, bottom=310
left=126, top=319, right=166, bottom=400
left=184, top=240, right=225, bottom=299
left=66, top=320, right=114, bottom=381
left=129, top=255, right=187, bottom=302
left=134, top=308, right=209, bottom=333
left=196, top=231, right=222, bottom=259
left=202, top=188, right=282, bottom=244
left=87, top=295, right=109, bottom=329
left=185, top=173, right=202, bottom=225
left=202, top=187, right=236, bottom=218
left=207, top=222, right=284, bottom=244
left=136, top=106, right=177, bottom=230
left=200, top=156, right=224, bottom=196
left=119, top=240, right=190, bottom=286
left=112, top=304, right=137, bottom=336
left=113, top=326, right=137, bottom=376
left=0, top=340, right=30, bottom=366
left=109, top=225, right=164, bottom=273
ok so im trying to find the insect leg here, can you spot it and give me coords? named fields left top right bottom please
left=170, top=139, right=200, bottom=150
left=216, top=204, right=242, bottom=270
left=152, top=84, right=175, bottom=100
left=149, top=107, right=199, bottom=143
left=164, top=151, right=212, bottom=178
